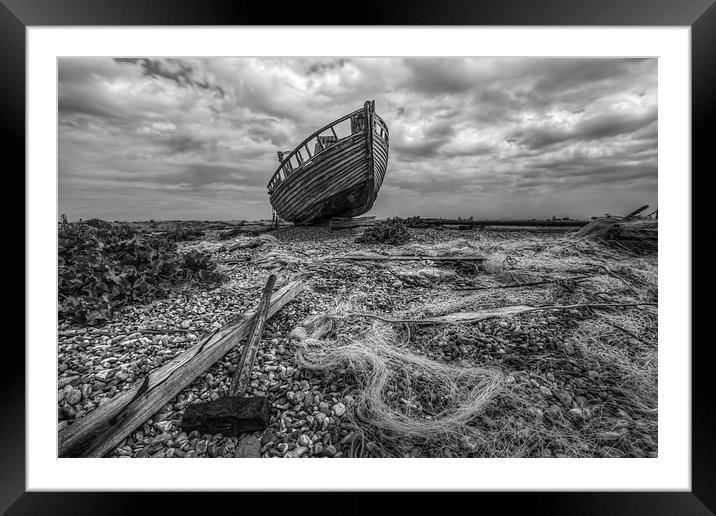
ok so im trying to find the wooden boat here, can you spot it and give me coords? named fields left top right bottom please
left=267, top=100, right=389, bottom=224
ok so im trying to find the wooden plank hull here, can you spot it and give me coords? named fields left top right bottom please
left=268, top=105, right=389, bottom=224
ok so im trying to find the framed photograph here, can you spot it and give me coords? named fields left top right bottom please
left=9, top=0, right=711, bottom=513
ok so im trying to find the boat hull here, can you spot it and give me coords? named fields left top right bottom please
left=268, top=101, right=388, bottom=224
left=268, top=104, right=388, bottom=224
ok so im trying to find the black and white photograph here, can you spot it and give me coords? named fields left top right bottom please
left=56, top=56, right=659, bottom=460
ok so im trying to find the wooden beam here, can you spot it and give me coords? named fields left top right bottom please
left=329, top=217, right=590, bottom=229
left=624, top=205, right=649, bottom=218
left=416, top=218, right=589, bottom=228
left=329, top=217, right=377, bottom=230
left=58, top=280, right=306, bottom=458
left=333, top=254, right=486, bottom=262
left=228, top=275, right=276, bottom=397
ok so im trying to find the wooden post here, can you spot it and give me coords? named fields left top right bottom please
left=228, top=275, right=276, bottom=397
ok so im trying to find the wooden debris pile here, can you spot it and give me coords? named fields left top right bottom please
left=571, top=217, right=657, bottom=254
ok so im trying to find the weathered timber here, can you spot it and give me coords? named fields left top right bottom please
left=360, top=302, right=657, bottom=325
left=58, top=280, right=306, bottom=458
left=229, top=275, right=276, bottom=397
left=329, top=216, right=377, bottom=230
left=334, top=254, right=486, bottom=262
left=415, top=218, right=589, bottom=228
left=181, top=396, right=271, bottom=436
left=330, top=218, right=591, bottom=230
left=624, top=205, right=649, bottom=218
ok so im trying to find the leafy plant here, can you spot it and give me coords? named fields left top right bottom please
left=58, top=220, right=223, bottom=325
left=356, top=218, right=411, bottom=245
left=399, top=216, right=429, bottom=228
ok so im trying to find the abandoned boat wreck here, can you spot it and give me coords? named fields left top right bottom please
left=267, top=100, right=389, bottom=224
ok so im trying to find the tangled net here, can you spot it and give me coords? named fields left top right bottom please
left=295, top=315, right=504, bottom=444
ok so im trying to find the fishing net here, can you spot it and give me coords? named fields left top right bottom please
left=294, top=314, right=504, bottom=444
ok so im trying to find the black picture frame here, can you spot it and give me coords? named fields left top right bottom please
left=6, top=0, right=711, bottom=513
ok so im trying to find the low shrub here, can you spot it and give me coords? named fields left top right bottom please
left=356, top=218, right=411, bottom=245
left=58, top=218, right=223, bottom=324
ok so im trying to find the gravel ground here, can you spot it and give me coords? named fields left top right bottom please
left=57, top=225, right=658, bottom=458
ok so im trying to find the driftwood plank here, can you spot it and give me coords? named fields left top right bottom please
left=58, top=280, right=306, bottom=458
left=361, top=302, right=657, bottom=325
left=228, top=275, right=276, bottom=397
left=334, top=254, right=486, bottom=262
left=624, top=205, right=649, bottom=218
left=329, top=218, right=591, bottom=230
left=416, top=218, right=589, bottom=228
left=329, top=217, right=378, bottom=230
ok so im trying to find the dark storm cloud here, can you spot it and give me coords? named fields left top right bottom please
left=114, top=58, right=225, bottom=97
left=510, top=107, right=658, bottom=150
left=306, top=58, right=347, bottom=75
left=403, top=58, right=477, bottom=94
left=58, top=57, right=657, bottom=221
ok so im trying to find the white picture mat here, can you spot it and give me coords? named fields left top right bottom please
left=27, top=26, right=690, bottom=491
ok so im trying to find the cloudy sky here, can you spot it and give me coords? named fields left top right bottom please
left=58, top=57, right=657, bottom=221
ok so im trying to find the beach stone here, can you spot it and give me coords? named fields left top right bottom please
left=58, top=375, right=80, bottom=389
left=65, top=387, right=82, bottom=405
left=235, top=436, right=261, bottom=458
left=544, top=405, right=562, bottom=423
left=332, top=403, right=346, bottom=417
left=555, top=390, right=573, bottom=406
left=154, top=420, right=173, bottom=433
left=285, top=446, right=308, bottom=458
left=290, top=327, right=308, bottom=341
left=297, top=434, right=312, bottom=447
left=94, top=370, right=111, bottom=382
left=261, top=428, right=276, bottom=447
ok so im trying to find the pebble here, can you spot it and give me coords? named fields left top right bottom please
left=555, top=390, right=573, bottom=406
left=65, top=387, right=83, bottom=405
left=332, top=402, right=346, bottom=417
left=285, top=446, right=308, bottom=458
left=58, top=376, right=80, bottom=389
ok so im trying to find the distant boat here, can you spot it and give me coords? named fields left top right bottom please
left=267, top=100, right=389, bottom=224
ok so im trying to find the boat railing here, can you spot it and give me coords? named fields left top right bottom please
left=267, top=103, right=390, bottom=192
left=267, top=107, right=365, bottom=192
